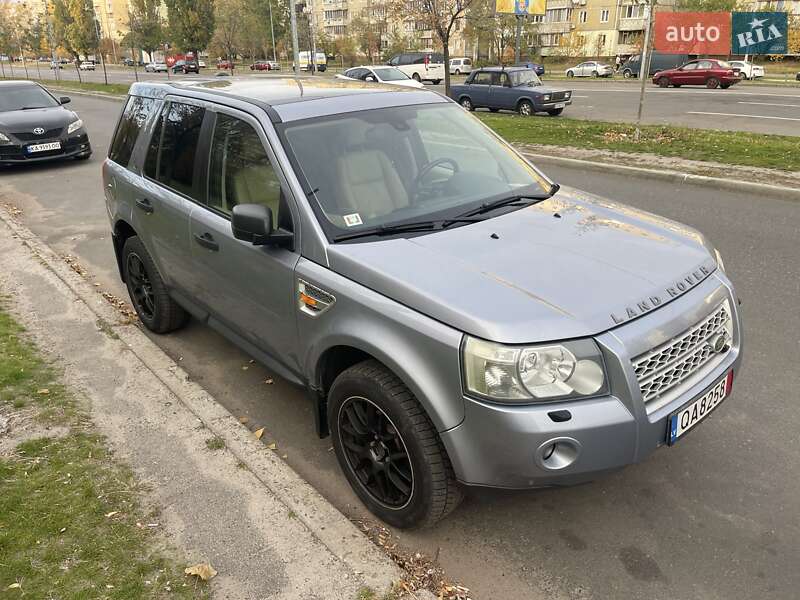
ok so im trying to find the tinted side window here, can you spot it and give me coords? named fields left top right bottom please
left=208, top=114, right=282, bottom=220
left=143, top=110, right=162, bottom=179
left=473, top=72, right=492, bottom=85
left=109, top=96, right=155, bottom=168
left=155, top=102, right=205, bottom=197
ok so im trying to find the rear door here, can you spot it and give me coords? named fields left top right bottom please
left=187, top=107, right=301, bottom=370
left=695, top=60, right=714, bottom=85
left=131, top=98, right=206, bottom=291
left=468, top=71, right=492, bottom=106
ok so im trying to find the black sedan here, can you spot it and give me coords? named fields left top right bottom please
left=172, top=60, right=200, bottom=74
left=449, top=67, right=571, bottom=116
left=0, top=81, right=91, bottom=166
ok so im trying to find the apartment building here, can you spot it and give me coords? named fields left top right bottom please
left=2, top=0, right=134, bottom=43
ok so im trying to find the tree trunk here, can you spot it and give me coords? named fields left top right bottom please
left=442, top=32, right=451, bottom=96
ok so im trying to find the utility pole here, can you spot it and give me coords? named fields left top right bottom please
left=45, top=0, right=60, bottom=81
left=267, top=0, right=277, bottom=62
left=514, top=15, right=523, bottom=63
left=91, top=1, right=108, bottom=85
left=634, top=0, right=653, bottom=140
left=305, top=2, right=317, bottom=75
left=290, top=0, right=300, bottom=79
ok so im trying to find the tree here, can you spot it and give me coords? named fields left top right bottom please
left=400, top=0, right=478, bottom=93
left=350, top=16, right=381, bottom=62
left=165, top=0, right=215, bottom=56
left=128, top=0, right=164, bottom=62
left=247, top=0, right=289, bottom=61
left=674, top=0, right=744, bottom=10
left=211, top=0, right=242, bottom=66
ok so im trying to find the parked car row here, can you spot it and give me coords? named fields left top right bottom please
left=250, top=60, right=281, bottom=71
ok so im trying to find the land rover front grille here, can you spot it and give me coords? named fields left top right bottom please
left=632, top=300, right=732, bottom=410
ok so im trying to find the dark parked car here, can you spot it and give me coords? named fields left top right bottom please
left=621, top=52, right=689, bottom=78
left=514, top=61, right=545, bottom=76
left=796, top=71, right=800, bottom=81
left=449, top=67, right=571, bottom=116
left=173, top=60, right=200, bottom=74
left=0, top=81, right=91, bottom=166
left=653, top=59, right=741, bottom=89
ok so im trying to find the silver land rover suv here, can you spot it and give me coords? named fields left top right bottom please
left=103, top=78, right=742, bottom=528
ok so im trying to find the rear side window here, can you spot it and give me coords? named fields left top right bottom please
left=109, top=96, right=155, bottom=168
left=144, top=102, right=205, bottom=197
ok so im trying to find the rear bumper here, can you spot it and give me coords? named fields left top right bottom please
left=440, top=273, right=743, bottom=489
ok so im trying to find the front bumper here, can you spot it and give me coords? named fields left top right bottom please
left=440, top=272, right=742, bottom=488
left=535, top=98, right=572, bottom=111
left=0, top=132, right=91, bottom=165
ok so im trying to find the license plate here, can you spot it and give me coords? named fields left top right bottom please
left=668, top=371, right=732, bottom=445
left=554, top=103, right=566, bottom=109
left=27, top=141, right=61, bottom=153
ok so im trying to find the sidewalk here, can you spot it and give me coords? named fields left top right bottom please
left=0, top=209, right=412, bottom=598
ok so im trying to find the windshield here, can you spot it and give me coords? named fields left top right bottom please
left=510, top=70, right=542, bottom=87
left=373, top=67, right=410, bottom=81
left=716, top=60, right=732, bottom=69
left=0, top=85, right=59, bottom=112
left=279, top=103, right=551, bottom=239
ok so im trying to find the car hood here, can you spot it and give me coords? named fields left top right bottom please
left=328, top=188, right=718, bottom=344
left=388, top=79, right=425, bottom=88
left=0, top=106, right=76, bottom=131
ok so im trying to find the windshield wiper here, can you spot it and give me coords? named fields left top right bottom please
left=19, top=106, right=48, bottom=110
left=333, top=217, right=482, bottom=242
left=455, top=183, right=560, bottom=219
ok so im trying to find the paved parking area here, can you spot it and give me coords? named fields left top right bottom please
left=1, top=94, right=799, bottom=600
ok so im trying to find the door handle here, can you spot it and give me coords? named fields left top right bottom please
left=135, top=198, right=154, bottom=214
left=193, top=232, right=219, bottom=252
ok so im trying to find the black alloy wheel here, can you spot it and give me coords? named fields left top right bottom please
left=338, top=396, right=414, bottom=509
left=459, top=96, right=474, bottom=111
left=126, top=252, right=155, bottom=321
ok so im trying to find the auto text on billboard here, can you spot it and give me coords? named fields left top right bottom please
left=654, top=12, right=732, bottom=54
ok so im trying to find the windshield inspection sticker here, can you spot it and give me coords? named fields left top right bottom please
left=343, top=213, right=364, bottom=227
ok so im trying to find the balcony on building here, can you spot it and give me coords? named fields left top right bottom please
left=618, top=16, right=646, bottom=31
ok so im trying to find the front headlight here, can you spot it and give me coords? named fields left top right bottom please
left=565, top=91, right=571, bottom=98
left=67, top=119, right=83, bottom=134
left=463, top=336, right=607, bottom=403
left=543, top=94, right=551, bottom=101
left=0, top=132, right=10, bottom=145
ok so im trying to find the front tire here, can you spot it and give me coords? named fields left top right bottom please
left=329, top=360, right=463, bottom=528
left=122, top=236, right=188, bottom=334
left=623, top=69, right=632, bottom=78
left=412, top=72, right=421, bottom=82
left=518, top=99, right=534, bottom=116
left=657, top=77, right=670, bottom=88
left=459, top=96, right=474, bottom=111
left=566, top=70, right=574, bottom=78
left=432, top=79, right=441, bottom=85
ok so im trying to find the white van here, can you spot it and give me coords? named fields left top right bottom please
left=387, top=52, right=445, bottom=84
left=296, top=51, right=327, bottom=72
left=449, top=57, right=472, bottom=75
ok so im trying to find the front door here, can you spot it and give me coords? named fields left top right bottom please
left=468, top=71, right=493, bottom=106
left=187, top=109, right=301, bottom=373
left=494, top=72, right=517, bottom=110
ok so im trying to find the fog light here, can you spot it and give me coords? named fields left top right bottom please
left=536, top=437, right=580, bottom=471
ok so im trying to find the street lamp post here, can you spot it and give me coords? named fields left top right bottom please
left=267, top=0, right=277, bottom=62
left=290, top=0, right=300, bottom=80
left=634, top=0, right=654, bottom=140
left=91, top=1, right=109, bottom=85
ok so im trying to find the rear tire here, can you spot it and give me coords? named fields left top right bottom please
left=518, top=99, right=534, bottom=116
left=591, top=70, right=598, bottom=77
left=706, top=77, right=720, bottom=89
left=455, top=69, right=461, bottom=75
left=328, top=360, right=463, bottom=529
left=122, top=236, right=188, bottom=334
left=657, top=77, right=670, bottom=88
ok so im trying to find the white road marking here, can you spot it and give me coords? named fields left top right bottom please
left=571, top=95, right=589, bottom=98
left=687, top=111, right=800, bottom=121
left=572, top=87, right=800, bottom=99
left=738, top=101, right=800, bottom=108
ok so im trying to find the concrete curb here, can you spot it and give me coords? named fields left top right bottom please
left=524, top=152, right=800, bottom=202
left=0, top=209, right=430, bottom=598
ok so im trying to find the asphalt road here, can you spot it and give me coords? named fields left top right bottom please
left=2, top=94, right=799, bottom=600
left=10, top=63, right=800, bottom=135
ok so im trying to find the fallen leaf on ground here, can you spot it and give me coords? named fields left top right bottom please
left=238, top=416, right=250, bottom=424
left=37, top=389, right=50, bottom=395
left=184, top=563, right=217, bottom=581
left=7, top=583, right=21, bottom=589
left=267, top=443, right=277, bottom=450
left=254, top=428, right=265, bottom=439
left=105, top=511, right=119, bottom=518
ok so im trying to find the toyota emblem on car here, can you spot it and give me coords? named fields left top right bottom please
left=33, top=127, right=45, bottom=135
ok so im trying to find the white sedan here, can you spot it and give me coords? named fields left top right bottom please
left=566, top=61, right=614, bottom=78
left=729, top=61, right=764, bottom=80
left=336, top=66, right=424, bottom=88
left=79, top=61, right=95, bottom=71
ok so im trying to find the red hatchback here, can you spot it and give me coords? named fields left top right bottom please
left=653, top=59, right=741, bottom=89
left=250, top=61, right=271, bottom=71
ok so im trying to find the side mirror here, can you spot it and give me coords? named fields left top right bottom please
left=60, top=96, right=71, bottom=104
left=365, top=75, right=376, bottom=82
left=231, top=204, right=292, bottom=247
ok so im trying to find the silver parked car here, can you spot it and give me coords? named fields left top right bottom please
left=103, top=78, right=742, bottom=528
left=566, top=61, right=614, bottom=77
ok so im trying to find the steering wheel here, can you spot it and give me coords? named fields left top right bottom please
left=411, top=158, right=460, bottom=198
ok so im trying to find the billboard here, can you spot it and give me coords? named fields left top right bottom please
left=731, top=12, right=788, bottom=55
left=496, top=0, right=545, bottom=16
left=654, top=12, right=731, bottom=54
